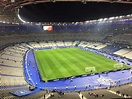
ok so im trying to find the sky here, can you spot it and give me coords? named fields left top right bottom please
left=19, top=2, right=132, bottom=22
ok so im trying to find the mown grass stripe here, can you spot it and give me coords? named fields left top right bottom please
left=54, top=49, right=80, bottom=76
left=34, top=48, right=130, bottom=81
left=35, top=51, right=56, bottom=81
left=61, top=49, right=88, bottom=73
left=46, top=50, right=70, bottom=77
left=34, top=52, right=47, bottom=78
left=43, top=52, right=64, bottom=80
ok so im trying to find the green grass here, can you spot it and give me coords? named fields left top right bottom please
left=34, top=48, right=130, bottom=81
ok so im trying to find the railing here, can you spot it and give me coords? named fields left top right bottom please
left=38, top=77, right=132, bottom=92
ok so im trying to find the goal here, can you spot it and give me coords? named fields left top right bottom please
left=114, top=63, right=123, bottom=69
left=85, top=67, right=96, bottom=72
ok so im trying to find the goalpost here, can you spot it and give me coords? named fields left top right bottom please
left=114, top=63, right=124, bottom=69
left=85, top=67, right=96, bottom=72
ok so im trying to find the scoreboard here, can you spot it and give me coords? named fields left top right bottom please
left=43, top=26, right=53, bottom=31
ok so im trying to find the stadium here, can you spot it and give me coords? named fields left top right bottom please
left=0, top=0, right=132, bottom=99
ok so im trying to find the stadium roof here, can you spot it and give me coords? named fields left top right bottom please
left=19, top=2, right=132, bottom=22
left=0, top=0, right=132, bottom=11
left=0, top=0, right=132, bottom=23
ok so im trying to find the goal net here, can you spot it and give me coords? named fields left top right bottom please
left=114, top=63, right=123, bottom=69
left=85, top=67, right=96, bottom=72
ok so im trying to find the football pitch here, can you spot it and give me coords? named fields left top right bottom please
left=34, top=48, right=129, bottom=81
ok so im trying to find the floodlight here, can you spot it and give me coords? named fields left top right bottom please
left=103, top=18, right=107, bottom=21
left=109, top=17, right=114, bottom=20
left=98, top=18, right=103, bottom=21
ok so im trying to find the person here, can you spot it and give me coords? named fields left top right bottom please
left=66, top=86, right=68, bottom=90
left=44, top=95, right=45, bottom=99
left=89, top=93, right=93, bottom=96
left=126, top=94, right=128, bottom=97
left=106, top=72, right=108, bottom=76
left=98, top=74, right=100, bottom=78
left=116, top=91, right=120, bottom=94
left=82, top=95, right=84, bottom=99
left=52, top=89, right=56, bottom=92
left=74, top=86, right=76, bottom=89
left=51, top=93, right=54, bottom=97
left=70, top=78, right=73, bottom=82
left=122, top=93, right=124, bottom=97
